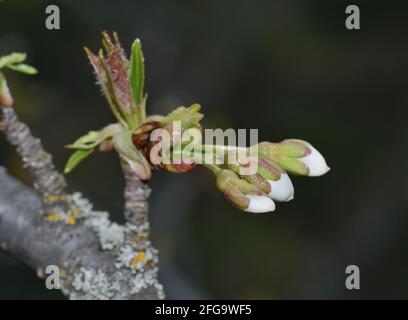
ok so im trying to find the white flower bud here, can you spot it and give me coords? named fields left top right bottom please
left=244, top=195, right=276, bottom=213
left=267, top=173, right=294, bottom=202
left=300, top=145, right=330, bottom=177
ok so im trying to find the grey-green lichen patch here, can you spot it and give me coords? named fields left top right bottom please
left=64, top=192, right=165, bottom=299
left=115, top=243, right=158, bottom=271
left=70, top=267, right=121, bottom=300
left=130, top=267, right=165, bottom=299
left=69, top=192, right=125, bottom=250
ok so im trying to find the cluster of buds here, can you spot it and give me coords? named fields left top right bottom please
left=64, top=32, right=330, bottom=215
left=211, top=139, right=329, bottom=213
left=227, top=156, right=294, bottom=202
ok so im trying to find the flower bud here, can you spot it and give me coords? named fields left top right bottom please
left=257, top=139, right=329, bottom=177
left=216, top=169, right=275, bottom=213
left=227, top=159, right=271, bottom=194
left=294, top=141, right=330, bottom=176
left=229, top=156, right=294, bottom=202
left=258, top=158, right=294, bottom=202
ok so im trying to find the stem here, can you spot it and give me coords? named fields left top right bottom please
left=203, top=163, right=222, bottom=175
left=1, top=107, right=70, bottom=217
left=121, top=160, right=151, bottom=228
left=169, top=143, right=249, bottom=166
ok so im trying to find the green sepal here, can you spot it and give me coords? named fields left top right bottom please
left=257, top=158, right=283, bottom=181
left=227, top=162, right=271, bottom=194
left=279, top=156, right=309, bottom=176
left=257, top=140, right=310, bottom=159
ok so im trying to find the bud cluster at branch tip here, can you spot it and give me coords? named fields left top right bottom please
left=63, top=32, right=330, bottom=214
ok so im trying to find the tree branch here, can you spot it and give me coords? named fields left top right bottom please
left=1, top=107, right=69, bottom=216
left=0, top=104, right=165, bottom=300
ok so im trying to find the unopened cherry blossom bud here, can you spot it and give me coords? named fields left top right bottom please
left=216, top=169, right=275, bottom=213
left=227, top=159, right=271, bottom=194
left=257, top=139, right=329, bottom=177
left=228, top=156, right=294, bottom=202
left=258, top=158, right=294, bottom=202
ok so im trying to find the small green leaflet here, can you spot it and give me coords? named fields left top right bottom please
left=161, top=104, right=204, bottom=129
left=64, top=148, right=94, bottom=174
left=0, top=53, right=26, bottom=69
left=129, top=39, right=145, bottom=105
left=0, top=53, right=38, bottom=75
left=66, top=123, right=122, bottom=150
left=7, top=64, right=38, bottom=75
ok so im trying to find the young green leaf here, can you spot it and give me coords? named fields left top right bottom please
left=66, top=123, right=122, bottom=149
left=64, top=148, right=94, bottom=174
left=0, top=53, right=26, bottom=69
left=129, top=39, right=145, bottom=106
left=161, top=104, right=204, bottom=129
left=7, top=64, right=38, bottom=75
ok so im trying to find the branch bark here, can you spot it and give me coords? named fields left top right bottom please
left=1, top=107, right=69, bottom=216
left=0, top=104, right=165, bottom=300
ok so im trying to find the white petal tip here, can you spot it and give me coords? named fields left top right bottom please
left=301, top=146, right=329, bottom=176
left=244, top=195, right=275, bottom=213
left=267, top=173, right=295, bottom=202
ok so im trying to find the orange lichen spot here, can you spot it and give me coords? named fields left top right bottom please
left=45, top=213, right=61, bottom=222
left=43, top=194, right=68, bottom=204
left=66, top=215, right=76, bottom=225
left=135, top=231, right=149, bottom=239
left=131, top=251, right=147, bottom=268
left=43, top=195, right=58, bottom=204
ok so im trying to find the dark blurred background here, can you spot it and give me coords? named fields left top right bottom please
left=0, top=0, right=407, bottom=299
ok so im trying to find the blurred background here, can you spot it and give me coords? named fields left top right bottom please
left=0, top=0, right=407, bottom=299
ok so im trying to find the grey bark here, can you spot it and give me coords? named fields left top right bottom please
left=0, top=167, right=163, bottom=299
left=0, top=105, right=164, bottom=299
left=1, top=108, right=69, bottom=216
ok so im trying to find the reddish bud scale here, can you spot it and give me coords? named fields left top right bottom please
left=160, top=162, right=197, bottom=173
left=0, top=74, right=13, bottom=108
left=145, top=140, right=197, bottom=173
left=105, top=47, right=133, bottom=111
left=132, top=132, right=150, bottom=149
